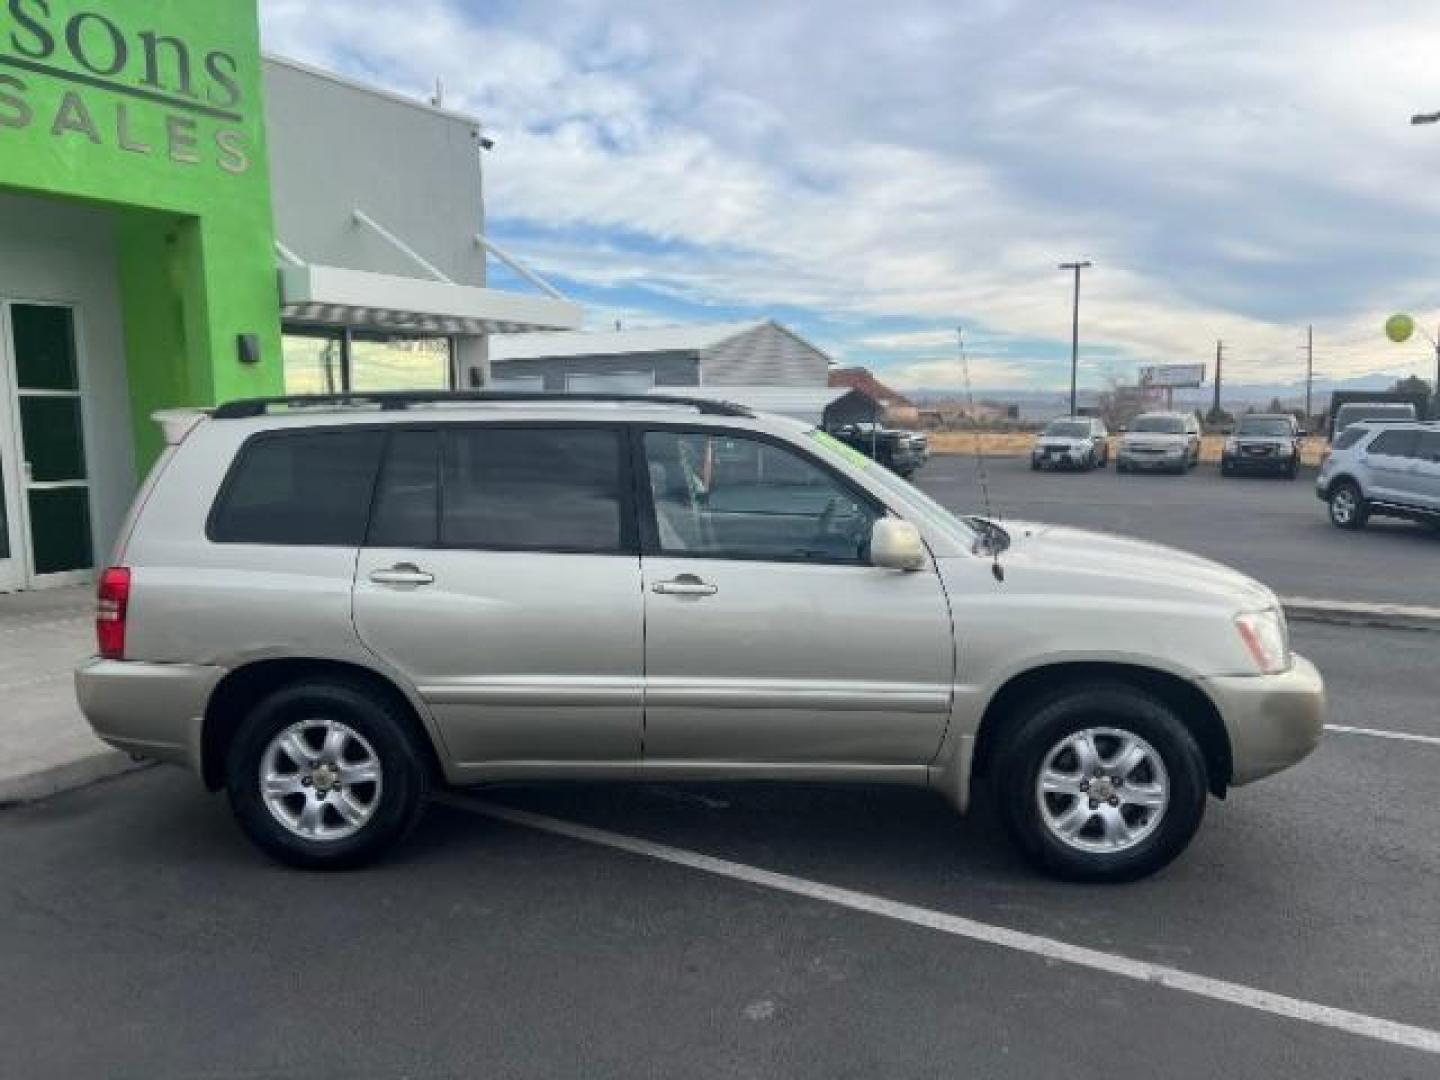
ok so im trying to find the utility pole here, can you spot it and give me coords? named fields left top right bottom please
left=1213, top=340, right=1224, bottom=418
left=1059, top=261, right=1092, bottom=416
left=1305, top=325, right=1314, bottom=429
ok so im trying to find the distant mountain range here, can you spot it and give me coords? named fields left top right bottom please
left=908, top=372, right=1421, bottom=411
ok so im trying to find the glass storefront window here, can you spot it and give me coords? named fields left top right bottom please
left=350, top=334, right=452, bottom=392
left=282, top=332, right=344, bottom=395
left=281, top=328, right=453, bottom=394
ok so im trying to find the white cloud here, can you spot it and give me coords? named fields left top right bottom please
left=258, top=0, right=1440, bottom=388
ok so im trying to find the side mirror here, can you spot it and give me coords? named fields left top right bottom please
left=870, top=519, right=926, bottom=571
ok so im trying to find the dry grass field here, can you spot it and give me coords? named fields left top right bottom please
left=927, top=432, right=1330, bottom=466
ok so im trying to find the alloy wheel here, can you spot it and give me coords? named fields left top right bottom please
left=1035, top=727, right=1170, bottom=853
left=259, top=718, right=384, bottom=841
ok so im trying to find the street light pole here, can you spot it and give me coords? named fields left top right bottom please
left=1059, top=260, right=1092, bottom=416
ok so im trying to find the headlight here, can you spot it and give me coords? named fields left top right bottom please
left=1224, top=439, right=1239, bottom=453
left=1235, top=608, right=1291, bottom=674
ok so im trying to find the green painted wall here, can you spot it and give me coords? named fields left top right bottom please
left=0, top=0, right=283, bottom=465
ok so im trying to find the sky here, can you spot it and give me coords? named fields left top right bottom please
left=259, top=0, right=1440, bottom=392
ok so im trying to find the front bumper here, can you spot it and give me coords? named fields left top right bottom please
left=1119, top=450, right=1185, bottom=469
left=1223, top=451, right=1295, bottom=474
left=1204, top=654, right=1325, bottom=786
left=75, top=658, right=225, bottom=775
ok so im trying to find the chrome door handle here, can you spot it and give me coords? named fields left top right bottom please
left=652, top=575, right=717, bottom=597
left=369, top=563, right=434, bottom=586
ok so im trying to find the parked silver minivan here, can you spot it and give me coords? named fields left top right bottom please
left=77, top=393, right=1324, bottom=882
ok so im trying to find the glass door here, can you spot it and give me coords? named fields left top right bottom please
left=0, top=332, right=19, bottom=592
left=0, top=302, right=93, bottom=589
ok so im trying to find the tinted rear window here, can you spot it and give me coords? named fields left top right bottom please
left=440, top=427, right=625, bottom=552
left=210, top=430, right=385, bottom=545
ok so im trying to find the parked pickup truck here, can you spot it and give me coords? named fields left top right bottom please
left=828, top=423, right=925, bottom=476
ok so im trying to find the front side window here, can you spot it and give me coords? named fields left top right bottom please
left=643, top=430, right=877, bottom=562
left=210, top=430, right=386, bottom=545
left=441, top=427, right=625, bottom=552
left=1417, top=432, right=1440, bottom=463
left=1333, top=427, right=1368, bottom=451
left=1368, top=429, right=1419, bottom=458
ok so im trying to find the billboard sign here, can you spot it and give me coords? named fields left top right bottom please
left=1139, top=363, right=1206, bottom=389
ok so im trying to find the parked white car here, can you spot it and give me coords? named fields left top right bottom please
left=1117, top=412, right=1202, bottom=474
left=76, top=392, right=1324, bottom=882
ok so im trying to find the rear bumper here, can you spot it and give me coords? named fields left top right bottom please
left=74, top=658, right=224, bottom=774
left=1204, top=654, right=1326, bottom=786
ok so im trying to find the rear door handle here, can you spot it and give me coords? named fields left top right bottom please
left=369, top=563, right=435, bottom=586
left=652, top=575, right=718, bottom=597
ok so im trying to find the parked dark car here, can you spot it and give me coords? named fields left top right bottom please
left=829, top=423, right=924, bottom=476
left=1221, top=414, right=1301, bottom=479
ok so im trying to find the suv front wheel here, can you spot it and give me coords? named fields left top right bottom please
left=1327, top=481, right=1368, bottom=530
left=225, top=679, right=430, bottom=869
left=992, top=683, right=1208, bottom=882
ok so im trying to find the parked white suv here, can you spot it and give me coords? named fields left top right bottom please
left=77, top=392, right=1324, bottom=882
left=1317, top=421, right=1440, bottom=529
left=1117, top=412, right=1202, bottom=473
left=1031, top=416, right=1110, bottom=471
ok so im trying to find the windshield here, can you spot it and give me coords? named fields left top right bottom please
left=808, top=429, right=977, bottom=546
left=1043, top=421, right=1091, bottom=438
left=1236, top=417, right=1293, bottom=436
left=1132, top=415, right=1185, bottom=434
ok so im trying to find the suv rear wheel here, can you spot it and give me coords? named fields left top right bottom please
left=225, top=679, right=430, bottom=869
left=992, top=682, right=1208, bottom=882
left=1328, top=481, right=1368, bottom=530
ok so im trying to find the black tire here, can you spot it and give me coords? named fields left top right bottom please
left=1285, top=462, right=1299, bottom=480
left=1221, top=460, right=1234, bottom=478
left=1327, top=480, right=1368, bottom=530
left=225, top=679, right=430, bottom=869
left=991, top=682, right=1208, bottom=883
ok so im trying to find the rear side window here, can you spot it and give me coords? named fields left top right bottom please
left=1333, top=428, right=1367, bottom=451
left=368, top=430, right=439, bottom=547
left=210, top=430, right=385, bottom=545
left=1368, top=430, right=1419, bottom=458
left=440, top=427, right=626, bottom=553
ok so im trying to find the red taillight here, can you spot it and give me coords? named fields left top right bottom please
left=96, top=567, right=131, bottom=660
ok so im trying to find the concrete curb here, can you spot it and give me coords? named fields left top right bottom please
left=1282, top=597, right=1440, bottom=632
left=0, top=750, right=152, bottom=807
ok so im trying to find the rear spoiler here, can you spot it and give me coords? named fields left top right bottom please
left=152, top=408, right=209, bottom=446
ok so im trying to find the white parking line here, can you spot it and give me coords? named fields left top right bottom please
left=1325, top=724, right=1440, bottom=748
left=439, top=792, right=1440, bottom=1058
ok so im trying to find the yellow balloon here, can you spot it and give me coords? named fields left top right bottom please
left=1386, top=313, right=1416, bottom=343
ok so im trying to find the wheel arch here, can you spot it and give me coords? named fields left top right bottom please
left=201, top=658, right=443, bottom=791
left=1323, top=472, right=1362, bottom=499
left=970, top=662, right=1232, bottom=798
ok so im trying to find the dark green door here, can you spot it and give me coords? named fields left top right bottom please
left=4, top=303, right=93, bottom=585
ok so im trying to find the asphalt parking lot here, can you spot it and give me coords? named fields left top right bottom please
left=2, top=619, right=1437, bottom=1078
left=916, top=455, right=1440, bottom=608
